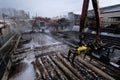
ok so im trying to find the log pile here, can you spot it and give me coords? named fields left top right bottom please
left=32, top=53, right=118, bottom=80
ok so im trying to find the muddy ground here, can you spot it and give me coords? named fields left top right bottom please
left=9, top=32, right=70, bottom=80
left=8, top=31, right=120, bottom=80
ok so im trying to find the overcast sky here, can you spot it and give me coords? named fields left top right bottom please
left=0, top=0, right=120, bottom=17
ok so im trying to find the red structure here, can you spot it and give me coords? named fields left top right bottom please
left=79, top=0, right=101, bottom=43
left=32, top=17, right=57, bottom=26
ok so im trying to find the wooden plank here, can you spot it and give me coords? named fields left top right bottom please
left=76, top=57, right=115, bottom=80
left=2, top=68, right=9, bottom=80
left=1, top=35, right=21, bottom=80
left=2, top=58, right=12, bottom=80
left=16, top=47, right=31, bottom=52
left=13, top=35, right=21, bottom=53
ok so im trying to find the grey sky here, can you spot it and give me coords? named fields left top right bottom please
left=0, top=0, right=120, bottom=17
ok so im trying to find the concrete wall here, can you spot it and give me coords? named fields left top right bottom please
left=101, top=11, right=120, bottom=27
left=101, top=11, right=120, bottom=18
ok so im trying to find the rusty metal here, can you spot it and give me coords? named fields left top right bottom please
left=79, top=0, right=101, bottom=45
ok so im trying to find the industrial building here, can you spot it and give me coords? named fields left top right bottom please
left=88, top=4, right=120, bottom=27
left=67, top=4, right=120, bottom=28
left=68, top=12, right=80, bottom=25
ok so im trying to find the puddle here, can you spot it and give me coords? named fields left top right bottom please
left=9, top=59, right=36, bottom=80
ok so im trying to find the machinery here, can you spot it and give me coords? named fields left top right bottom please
left=32, top=17, right=56, bottom=32
left=68, top=0, right=101, bottom=63
left=67, top=0, right=120, bottom=68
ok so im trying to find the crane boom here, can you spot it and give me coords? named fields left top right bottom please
left=79, top=0, right=101, bottom=45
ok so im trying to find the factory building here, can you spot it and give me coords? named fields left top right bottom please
left=88, top=4, right=120, bottom=27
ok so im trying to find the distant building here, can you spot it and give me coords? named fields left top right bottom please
left=68, top=12, right=80, bottom=25
left=68, top=12, right=75, bottom=22
left=87, top=4, right=120, bottom=27
left=0, top=8, right=30, bottom=20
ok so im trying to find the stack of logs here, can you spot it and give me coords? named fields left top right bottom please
left=33, top=53, right=119, bottom=80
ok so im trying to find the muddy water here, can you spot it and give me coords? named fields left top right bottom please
left=9, top=33, right=70, bottom=80
left=9, top=59, right=36, bottom=80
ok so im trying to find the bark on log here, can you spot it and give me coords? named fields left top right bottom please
left=57, top=54, right=84, bottom=80
left=38, top=58, right=52, bottom=80
left=42, top=56, right=61, bottom=80
left=47, top=56, right=68, bottom=80
left=16, top=47, right=30, bottom=52
left=32, top=60, right=42, bottom=79
left=50, top=55, right=79, bottom=80
left=76, top=57, right=115, bottom=80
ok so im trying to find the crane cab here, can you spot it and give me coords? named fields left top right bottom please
left=36, top=20, right=46, bottom=32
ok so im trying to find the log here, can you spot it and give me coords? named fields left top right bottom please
left=42, top=56, right=61, bottom=80
left=15, top=48, right=31, bottom=54
left=57, top=54, right=84, bottom=80
left=38, top=58, right=52, bottom=80
left=16, top=47, right=30, bottom=52
left=47, top=56, right=68, bottom=80
left=76, top=57, right=115, bottom=80
left=88, top=57, right=120, bottom=79
left=32, top=60, right=42, bottom=80
left=50, top=55, right=79, bottom=80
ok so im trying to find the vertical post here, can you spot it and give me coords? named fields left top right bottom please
left=92, top=0, right=101, bottom=41
left=79, top=0, right=89, bottom=45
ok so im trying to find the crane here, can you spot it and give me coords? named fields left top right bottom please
left=32, top=17, right=57, bottom=32
left=67, top=0, right=120, bottom=69
left=67, top=0, right=104, bottom=63
left=79, top=0, right=101, bottom=45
